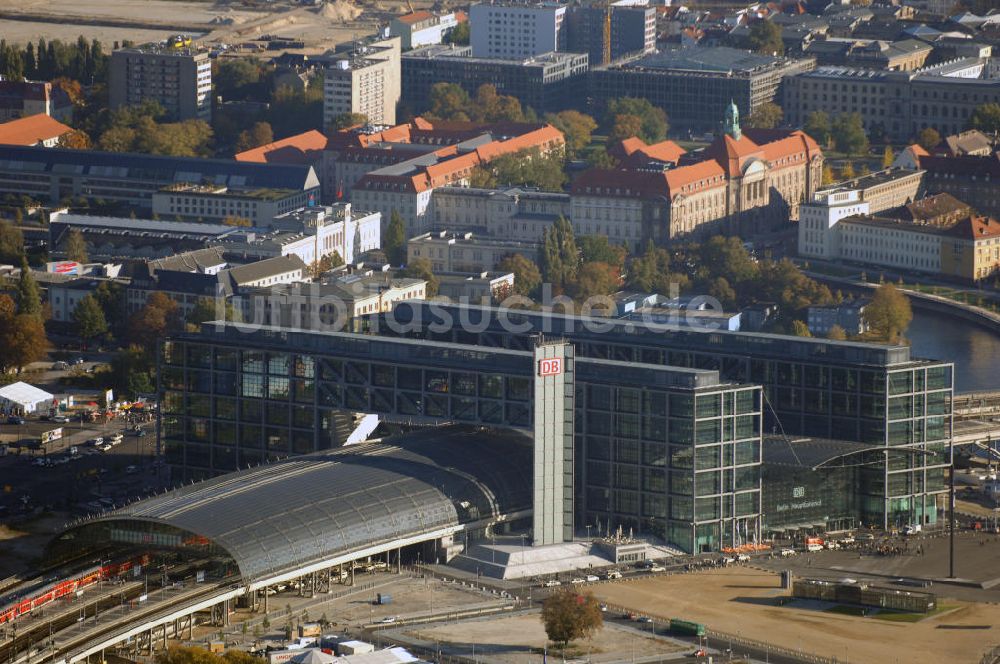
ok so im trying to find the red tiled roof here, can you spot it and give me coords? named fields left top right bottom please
left=576, top=127, right=822, bottom=201
left=396, top=10, right=435, bottom=25
left=615, top=137, right=686, bottom=165
left=0, top=114, right=72, bottom=146
left=235, top=129, right=328, bottom=164
left=354, top=121, right=565, bottom=194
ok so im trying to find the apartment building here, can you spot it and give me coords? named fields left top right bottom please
left=402, top=45, right=588, bottom=114
left=589, top=46, right=815, bottom=133
left=784, top=58, right=1000, bottom=142
left=323, top=35, right=401, bottom=129
left=470, top=2, right=566, bottom=59
left=109, top=43, right=212, bottom=121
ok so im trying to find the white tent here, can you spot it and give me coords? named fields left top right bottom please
left=0, top=382, right=54, bottom=415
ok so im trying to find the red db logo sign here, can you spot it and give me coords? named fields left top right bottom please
left=538, top=358, right=562, bottom=377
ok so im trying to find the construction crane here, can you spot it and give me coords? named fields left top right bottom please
left=601, top=0, right=612, bottom=66
left=405, top=0, right=415, bottom=14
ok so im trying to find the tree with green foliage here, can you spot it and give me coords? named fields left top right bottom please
left=401, top=257, right=439, bottom=297
left=72, top=294, right=108, bottom=343
left=604, top=98, right=668, bottom=144
left=265, top=83, right=324, bottom=138
left=17, top=257, right=41, bottom=317
left=185, top=296, right=240, bottom=332
left=699, top=236, right=759, bottom=292
left=831, top=113, right=869, bottom=155
left=235, top=121, right=274, bottom=152
left=861, top=283, right=912, bottom=344
left=213, top=58, right=263, bottom=101
left=586, top=146, right=619, bottom=170
left=330, top=113, right=369, bottom=131
left=609, top=114, right=644, bottom=143
left=627, top=240, right=690, bottom=295
left=541, top=589, right=604, bottom=650
left=427, top=82, right=472, bottom=122
left=473, top=84, right=524, bottom=123
left=804, top=111, right=831, bottom=147
left=748, top=102, right=783, bottom=129
left=0, top=220, right=24, bottom=264
left=65, top=228, right=89, bottom=263
left=917, top=127, right=941, bottom=151
left=544, top=110, right=597, bottom=159
left=498, top=253, right=542, bottom=299
left=309, top=251, right=344, bottom=279
left=569, top=261, right=621, bottom=307
left=840, top=161, right=855, bottom=180
left=0, top=311, right=48, bottom=374
left=579, top=236, right=626, bottom=272
left=128, top=292, right=182, bottom=348
left=970, top=103, right=1000, bottom=135
left=541, top=216, right=579, bottom=293
left=385, top=210, right=407, bottom=266
left=471, top=148, right=566, bottom=192
left=881, top=146, right=895, bottom=169
left=822, top=165, right=835, bottom=185
left=94, top=281, right=127, bottom=339
left=445, top=21, right=470, bottom=45
left=748, top=20, right=784, bottom=55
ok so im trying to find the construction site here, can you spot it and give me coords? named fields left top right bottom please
left=0, top=0, right=440, bottom=53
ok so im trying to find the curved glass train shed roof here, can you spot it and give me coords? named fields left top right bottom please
left=60, top=426, right=532, bottom=582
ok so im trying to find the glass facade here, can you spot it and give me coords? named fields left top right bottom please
left=376, top=303, right=954, bottom=531
left=161, top=331, right=537, bottom=480
left=574, top=364, right=762, bottom=554
left=161, top=325, right=761, bottom=554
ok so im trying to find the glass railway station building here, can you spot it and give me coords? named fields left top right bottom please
left=156, top=302, right=953, bottom=554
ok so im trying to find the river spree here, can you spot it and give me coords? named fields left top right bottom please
left=908, top=308, right=1000, bottom=393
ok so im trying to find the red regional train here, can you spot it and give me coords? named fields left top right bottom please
left=0, top=555, right=149, bottom=625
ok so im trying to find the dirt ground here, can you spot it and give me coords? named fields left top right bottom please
left=593, top=567, right=1000, bottom=664
left=0, top=0, right=401, bottom=49
left=408, top=613, right=684, bottom=664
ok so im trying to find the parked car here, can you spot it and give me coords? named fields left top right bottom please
left=646, top=564, right=665, bottom=572
left=585, top=575, right=599, bottom=582
left=51, top=415, right=70, bottom=423
left=542, top=579, right=561, bottom=587
left=52, top=361, right=69, bottom=370
left=604, top=570, right=622, bottom=580
left=570, top=577, right=586, bottom=584
left=6, top=416, right=24, bottom=425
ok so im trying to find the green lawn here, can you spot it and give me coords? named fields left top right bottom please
left=823, top=603, right=955, bottom=622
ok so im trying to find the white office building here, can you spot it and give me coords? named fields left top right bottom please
left=798, top=189, right=870, bottom=259
left=470, top=2, right=567, bottom=59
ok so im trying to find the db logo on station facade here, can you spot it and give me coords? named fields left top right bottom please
left=538, top=358, right=562, bottom=377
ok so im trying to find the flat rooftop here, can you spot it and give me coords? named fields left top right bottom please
left=622, top=46, right=795, bottom=74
